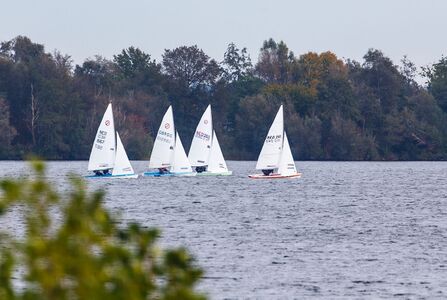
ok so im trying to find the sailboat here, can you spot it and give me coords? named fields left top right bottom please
left=188, top=105, right=232, bottom=176
left=249, top=105, right=301, bottom=179
left=86, top=103, right=138, bottom=179
left=143, top=106, right=196, bottom=177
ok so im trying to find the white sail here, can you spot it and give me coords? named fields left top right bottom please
left=188, top=104, right=213, bottom=167
left=207, top=131, right=229, bottom=173
left=171, top=132, right=193, bottom=173
left=149, top=106, right=175, bottom=169
left=255, top=105, right=284, bottom=170
left=88, top=103, right=116, bottom=171
left=277, top=132, right=297, bottom=176
left=112, top=132, right=135, bottom=176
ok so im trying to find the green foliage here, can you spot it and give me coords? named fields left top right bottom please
left=162, top=45, right=221, bottom=90
left=235, top=94, right=281, bottom=158
left=114, top=47, right=159, bottom=80
left=222, top=43, right=252, bottom=82
left=1, top=36, right=447, bottom=160
left=424, top=56, right=447, bottom=113
left=0, top=97, right=17, bottom=157
left=325, top=114, right=379, bottom=160
left=0, top=161, right=205, bottom=300
left=256, top=38, right=294, bottom=84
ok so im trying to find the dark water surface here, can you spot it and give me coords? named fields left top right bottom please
left=1, top=161, right=447, bottom=299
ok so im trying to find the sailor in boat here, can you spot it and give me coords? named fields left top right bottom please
left=158, top=167, right=169, bottom=174
left=195, top=166, right=207, bottom=173
left=262, top=169, right=274, bottom=176
left=93, top=169, right=111, bottom=176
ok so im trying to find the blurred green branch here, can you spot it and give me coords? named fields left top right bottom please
left=0, top=161, right=205, bottom=300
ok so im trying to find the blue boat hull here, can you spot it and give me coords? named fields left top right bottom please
left=85, top=173, right=138, bottom=179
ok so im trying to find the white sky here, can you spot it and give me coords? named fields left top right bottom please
left=1, top=0, right=446, bottom=72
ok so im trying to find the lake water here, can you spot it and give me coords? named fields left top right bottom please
left=1, top=161, right=447, bottom=299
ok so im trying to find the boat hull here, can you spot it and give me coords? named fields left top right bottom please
left=142, top=171, right=196, bottom=177
left=85, top=173, right=138, bottom=179
left=248, top=172, right=301, bottom=179
left=196, top=171, right=233, bottom=176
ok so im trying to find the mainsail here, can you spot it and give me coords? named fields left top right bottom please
left=149, top=106, right=175, bottom=169
left=255, top=105, right=284, bottom=170
left=88, top=103, right=116, bottom=171
left=188, top=104, right=212, bottom=167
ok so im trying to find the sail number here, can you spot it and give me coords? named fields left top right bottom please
left=95, top=130, right=108, bottom=150
left=195, top=130, right=210, bottom=141
left=265, top=134, right=282, bottom=143
left=157, top=130, right=173, bottom=143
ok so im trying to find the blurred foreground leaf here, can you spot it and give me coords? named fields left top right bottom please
left=0, top=161, right=205, bottom=300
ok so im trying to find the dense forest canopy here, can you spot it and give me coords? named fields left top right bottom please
left=0, top=36, right=446, bottom=160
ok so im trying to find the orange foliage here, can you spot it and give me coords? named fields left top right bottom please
left=297, top=51, right=348, bottom=90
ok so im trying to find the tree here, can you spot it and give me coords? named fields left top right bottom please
left=323, top=113, right=378, bottom=160
left=400, top=55, right=417, bottom=86
left=288, top=115, right=323, bottom=160
left=424, top=56, right=447, bottom=113
left=74, top=56, right=116, bottom=99
left=0, top=36, right=46, bottom=150
left=234, top=94, right=281, bottom=158
left=222, top=43, right=252, bottom=82
left=0, top=36, right=46, bottom=64
left=359, top=49, right=404, bottom=113
left=113, top=47, right=163, bottom=92
left=162, top=45, right=221, bottom=90
left=0, top=161, right=205, bottom=300
left=1, top=35, right=447, bottom=161
left=114, top=47, right=156, bottom=78
left=0, top=97, right=16, bottom=157
left=256, top=38, right=294, bottom=84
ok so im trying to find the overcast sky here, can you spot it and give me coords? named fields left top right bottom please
left=1, top=0, right=445, bottom=72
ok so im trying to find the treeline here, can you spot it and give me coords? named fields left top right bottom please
left=0, top=36, right=447, bottom=160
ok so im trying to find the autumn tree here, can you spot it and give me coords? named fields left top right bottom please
left=1, top=35, right=447, bottom=160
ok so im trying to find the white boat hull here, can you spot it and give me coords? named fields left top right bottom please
left=175, top=172, right=197, bottom=177
left=248, top=172, right=301, bottom=179
left=196, top=171, right=233, bottom=176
